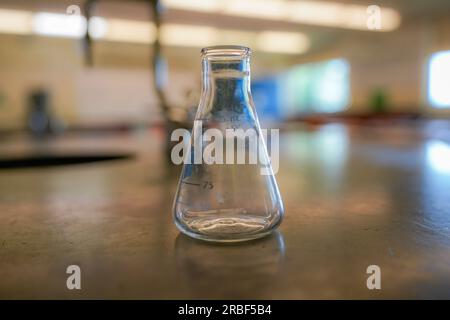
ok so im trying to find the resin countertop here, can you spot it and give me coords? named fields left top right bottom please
left=1, top=122, right=450, bottom=299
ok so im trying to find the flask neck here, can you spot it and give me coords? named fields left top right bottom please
left=201, top=56, right=252, bottom=114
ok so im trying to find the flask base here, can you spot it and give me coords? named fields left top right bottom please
left=174, top=213, right=279, bottom=243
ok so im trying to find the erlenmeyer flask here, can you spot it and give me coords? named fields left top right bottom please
left=173, top=45, right=284, bottom=242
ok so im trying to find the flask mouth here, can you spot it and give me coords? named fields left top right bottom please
left=201, top=45, right=251, bottom=60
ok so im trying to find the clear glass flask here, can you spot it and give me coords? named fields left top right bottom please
left=173, top=45, right=284, bottom=242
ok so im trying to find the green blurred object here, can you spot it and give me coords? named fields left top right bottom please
left=370, top=87, right=389, bottom=113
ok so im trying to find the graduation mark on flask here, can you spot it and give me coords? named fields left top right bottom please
left=181, top=179, right=214, bottom=190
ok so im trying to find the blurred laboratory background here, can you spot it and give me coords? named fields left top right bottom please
left=1, top=0, right=450, bottom=299
left=0, top=0, right=449, bottom=132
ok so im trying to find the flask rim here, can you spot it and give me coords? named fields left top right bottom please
left=201, top=45, right=251, bottom=60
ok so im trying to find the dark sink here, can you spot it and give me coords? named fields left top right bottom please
left=0, top=153, right=134, bottom=169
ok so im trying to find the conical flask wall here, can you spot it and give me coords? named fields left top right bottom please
left=172, top=46, right=284, bottom=242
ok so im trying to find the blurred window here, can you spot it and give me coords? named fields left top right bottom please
left=428, top=51, right=450, bottom=109
left=283, top=59, right=350, bottom=114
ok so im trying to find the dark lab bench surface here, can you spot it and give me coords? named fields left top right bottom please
left=0, top=123, right=449, bottom=299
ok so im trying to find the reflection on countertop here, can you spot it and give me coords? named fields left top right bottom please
left=175, top=232, right=285, bottom=299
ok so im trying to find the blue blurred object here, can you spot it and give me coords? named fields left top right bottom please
left=251, top=76, right=282, bottom=121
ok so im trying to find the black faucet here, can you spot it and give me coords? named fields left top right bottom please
left=82, top=0, right=171, bottom=123
left=82, top=0, right=188, bottom=161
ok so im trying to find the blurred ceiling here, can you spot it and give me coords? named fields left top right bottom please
left=0, top=0, right=450, bottom=23
left=1, top=0, right=450, bottom=56
left=2, top=0, right=450, bottom=21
